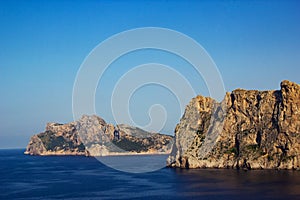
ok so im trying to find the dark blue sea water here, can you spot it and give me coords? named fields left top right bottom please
left=1, top=149, right=300, bottom=200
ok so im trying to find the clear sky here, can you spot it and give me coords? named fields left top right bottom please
left=0, top=0, right=300, bottom=148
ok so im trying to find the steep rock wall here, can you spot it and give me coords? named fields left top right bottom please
left=167, top=80, right=300, bottom=170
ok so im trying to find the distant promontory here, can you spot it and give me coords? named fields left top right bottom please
left=25, top=115, right=173, bottom=156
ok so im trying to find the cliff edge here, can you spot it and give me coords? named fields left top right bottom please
left=167, top=80, right=300, bottom=170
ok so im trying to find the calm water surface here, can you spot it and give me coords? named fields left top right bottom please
left=1, top=149, right=299, bottom=200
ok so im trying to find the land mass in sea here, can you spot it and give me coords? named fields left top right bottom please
left=25, top=80, right=300, bottom=170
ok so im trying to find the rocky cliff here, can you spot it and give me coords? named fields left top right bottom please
left=25, top=115, right=173, bottom=156
left=167, top=80, right=300, bottom=170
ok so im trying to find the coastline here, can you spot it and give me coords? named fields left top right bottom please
left=23, top=149, right=171, bottom=157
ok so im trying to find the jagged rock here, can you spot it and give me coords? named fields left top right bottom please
left=25, top=135, right=47, bottom=155
left=25, top=115, right=173, bottom=156
left=167, top=80, right=300, bottom=170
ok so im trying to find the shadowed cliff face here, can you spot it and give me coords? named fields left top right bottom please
left=24, top=115, right=173, bottom=156
left=167, top=80, right=300, bottom=170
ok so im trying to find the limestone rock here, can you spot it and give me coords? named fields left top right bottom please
left=167, top=80, right=300, bottom=170
left=25, top=115, right=173, bottom=156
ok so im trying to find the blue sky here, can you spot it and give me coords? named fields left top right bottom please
left=0, top=0, right=300, bottom=148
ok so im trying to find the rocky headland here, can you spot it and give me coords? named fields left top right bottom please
left=167, top=80, right=300, bottom=170
left=25, top=115, right=173, bottom=156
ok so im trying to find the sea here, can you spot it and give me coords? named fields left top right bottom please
left=1, top=149, right=300, bottom=200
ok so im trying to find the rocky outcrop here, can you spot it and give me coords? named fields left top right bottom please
left=25, top=115, right=173, bottom=156
left=167, top=80, right=300, bottom=170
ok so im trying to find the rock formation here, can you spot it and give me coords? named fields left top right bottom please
left=167, top=80, right=300, bottom=170
left=25, top=115, right=173, bottom=156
